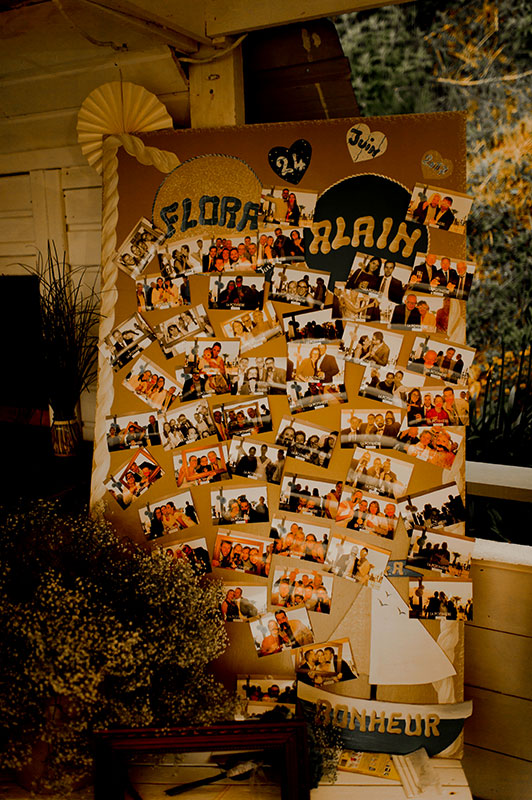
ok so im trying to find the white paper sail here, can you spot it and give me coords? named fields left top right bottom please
left=369, top=578, right=456, bottom=685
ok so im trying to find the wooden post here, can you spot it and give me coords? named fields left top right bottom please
left=189, top=46, right=245, bottom=128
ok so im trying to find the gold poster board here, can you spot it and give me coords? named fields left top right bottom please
left=92, top=113, right=471, bottom=719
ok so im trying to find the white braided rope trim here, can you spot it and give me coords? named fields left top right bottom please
left=90, top=134, right=180, bottom=512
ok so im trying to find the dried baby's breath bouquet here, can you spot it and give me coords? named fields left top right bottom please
left=0, top=500, right=234, bottom=792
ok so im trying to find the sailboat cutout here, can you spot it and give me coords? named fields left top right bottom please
left=369, top=578, right=456, bottom=685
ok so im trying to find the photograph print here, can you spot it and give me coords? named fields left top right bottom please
left=232, top=355, right=287, bottom=396
left=283, top=306, right=343, bottom=342
left=359, top=364, right=426, bottom=406
left=340, top=407, right=404, bottom=449
left=345, top=252, right=410, bottom=300
left=211, top=484, right=270, bottom=525
left=270, top=566, right=334, bottom=614
left=407, top=335, right=476, bottom=386
left=278, top=473, right=343, bottom=520
left=287, top=339, right=344, bottom=384
left=181, top=337, right=240, bottom=398
left=394, top=425, right=463, bottom=471
left=106, top=410, right=163, bottom=451
left=335, top=487, right=399, bottom=539
left=345, top=448, right=414, bottom=500
left=211, top=529, right=271, bottom=576
left=269, top=514, right=330, bottom=564
left=295, top=638, right=358, bottom=687
left=407, top=527, right=474, bottom=579
left=122, top=356, right=183, bottom=413
left=159, top=398, right=216, bottom=449
left=237, top=676, right=297, bottom=712
left=159, top=535, right=211, bottom=576
left=156, top=235, right=204, bottom=277
left=220, top=583, right=267, bottom=621
left=101, top=314, right=155, bottom=372
left=258, top=225, right=306, bottom=261
left=138, top=489, right=199, bottom=541
left=259, top=185, right=317, bottom=228
left=249, top=607, right=314, bottom=656
left=342, top=322, right=404, bottom=368
left=409, top=253, right=477, bottom=299
left=227, top=437, right=286, bottom=484
left=153, top=304, right=214, bottom=359
left=397, top=482, right=466, bottom=535
left=114, top=216, right=164, bottom=278
left=105, top=447, right=163, bottom=510
left=221, top=302, right=282, bottom=352
left=275, top=415, right=337, bottom=468
left=208, top=273, right=265, bottom=310
left=324, top=531, right=391, bottom=588
left=403, top=385, right=469, bottom=427
left=408, top=578, right=473, bottom=620
left=270, top=264, right=330, bottom=307
left=174, top=441, right=230, bottom=486
left=211, top=396, right=273, bottom=440
left=135, top=273, right=192, bottom=311
left=406, top=183, right=474, bottom=236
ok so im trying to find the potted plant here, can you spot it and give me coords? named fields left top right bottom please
left=20, top=244, right=100, bottom=456
left=0, top=500, right=234, bottom=792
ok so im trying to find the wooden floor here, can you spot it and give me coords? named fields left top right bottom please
left=0, top=757, right=472, bottom=799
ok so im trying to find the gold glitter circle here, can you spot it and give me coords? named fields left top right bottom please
left=152, top=154, right=262, bottom=244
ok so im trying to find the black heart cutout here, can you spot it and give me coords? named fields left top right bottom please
left=267, top=139, right=312, bottom=185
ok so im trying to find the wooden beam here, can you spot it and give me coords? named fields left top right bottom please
left=189, top=47, right=245, bottom=128
left=466, top=461, right=532, bottom=503
left=206, top=0, right=409, bottom=37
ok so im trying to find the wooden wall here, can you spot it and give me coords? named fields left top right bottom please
left=463, top=554, right=532, bottom=800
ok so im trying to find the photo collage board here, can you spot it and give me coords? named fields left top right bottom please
left=92, top=113, right=475, bottom=729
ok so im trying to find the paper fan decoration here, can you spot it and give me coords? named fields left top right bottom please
left=77, top=81, right=174, bottom=173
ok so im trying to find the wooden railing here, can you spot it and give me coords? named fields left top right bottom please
left=463, top=460, right=532, bottom=800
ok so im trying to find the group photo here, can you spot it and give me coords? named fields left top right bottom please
left=403, top=385, right=470, bottom=426
left=394, top=425, right=462, bottom=470
left=398, top=482, right=466, bottom=533
left=208, top=274, right=265, bottom=309
left=324, top=532, right=391, bottom=588
left=153, top=305, right=209, bottom=358
left=275, top=416, right=337, bottom=468
left=114, top=216, right=163, bottom=279
left=335, top=487, right=399, bottom=539
left=221, top=303, right=282, bottom=352
left=105, top=411, right=162, bottom=451
left=269, top=567, right=334, bottom=614
left=123, top=357, right=183, bottom=413
left=173, top=442, right=229, bottom=486
left=359, top=364, right=425, bottom=405
left=342, top=322, right=404, bottom=368
left=249, top=608, right=314, bottom=657
left=406, top=183, right=474, bottom=236
left=220, top=584, right=267, bottom=621
left=232, top=355, right=287, bottom=396
left=227, top=437, right=286, bottom=484
left=211, top=485, right=270, bottom=525
left=102, top=314, right=155, bottom=372
left=295, top=638, right=358, bottom=687
left=408, top=336, right=475, bottom=386
left=138, top=491, right=199, bottom=540
left=407, top=528, right=474, bottom=578
left=105, top=447, right=163, bottom=510
left=268, top=515, right=330, bottom=564
left=408, top=578, right=473, bottom=620
left=346, top=448, right=413, bottom=500
left=211, top=397, right=273, bottom=440
left=279, top=474, right=344, bottom=520
left=283, top=306, right=342, bottom=342
left=159, top=399, right=216, bottom=449
left=410, top=253, right=476, bottom=300
left=270, top=264, right=330, bottom=307
left=340, top=407, right=403, bottom=449
left=161, top=536, right=211, bottom=576
left=211, top=531, right=271, bottom=576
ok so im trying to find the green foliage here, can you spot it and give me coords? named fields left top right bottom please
left=468, top=341, right=532, bottom=466
left=0, top=501, right=234, bottom=791
left=19, top=244, right=100, bottom=420
left=336, top=0, right=532, bottom=354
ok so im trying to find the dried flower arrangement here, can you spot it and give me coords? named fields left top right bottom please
left=0, top=500, right=234, bottom=792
